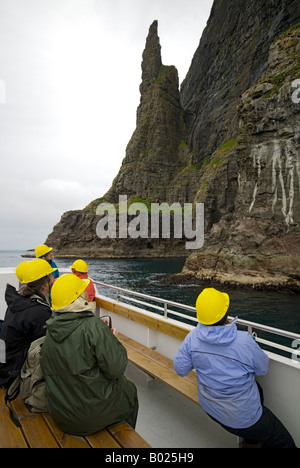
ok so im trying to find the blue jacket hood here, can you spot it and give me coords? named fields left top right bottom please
left=196, top=322, right=237, bottom=345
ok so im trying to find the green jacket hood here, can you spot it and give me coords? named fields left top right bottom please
left=46, top=297, right=94, bottom=343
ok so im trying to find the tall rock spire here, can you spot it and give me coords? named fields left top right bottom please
left=140, top=20, right=162, bottom=93
left=105, top=21, right=190, bottom=204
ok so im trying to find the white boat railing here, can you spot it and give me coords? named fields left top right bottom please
left=94, top=280, right=300, bottom=361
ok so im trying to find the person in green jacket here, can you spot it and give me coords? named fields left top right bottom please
left=40, top=274, right=138, bottom=436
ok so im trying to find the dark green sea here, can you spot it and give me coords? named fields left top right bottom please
left=1, top=251, right=299, bottom=335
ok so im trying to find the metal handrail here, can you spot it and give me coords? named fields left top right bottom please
left=94, top=280, right=300, bottom=360
left=93, top=281, right=300, bottom=349
left=94, top=280, right=195, bottom=313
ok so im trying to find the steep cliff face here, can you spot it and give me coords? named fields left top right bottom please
left=46, top=1, right=300, bottom=289
left=181, top=0, right=300, bottom=169
left=182, top=21, right=300, bottom=290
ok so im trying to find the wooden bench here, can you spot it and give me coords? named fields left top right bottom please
left=0, top=388, right=151, bottom=448
left=96, top=297, right=199, bottom=407
left=118, top=333, right=199, bottom=406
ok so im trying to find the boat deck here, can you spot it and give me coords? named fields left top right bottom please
left=125, top=362, right=237, bottom=448
left=1, top=269, right=299, bottom=448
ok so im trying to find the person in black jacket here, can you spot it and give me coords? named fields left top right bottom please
left=0, top=259, right=57, bottom=388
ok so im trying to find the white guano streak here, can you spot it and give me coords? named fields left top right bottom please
left=249, top=139, right=297, bottom=225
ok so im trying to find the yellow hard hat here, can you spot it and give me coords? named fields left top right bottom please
left=196, top=288, right=230, bottom=325
left=51, top=273, right=90, bottom=310
left=21, top=259, right=58, bottom=284
left=35, top=244, right=53, bottom=258
left=15, top=261, right=30, bottom=282
left=69, top=259, right=88, bottom=273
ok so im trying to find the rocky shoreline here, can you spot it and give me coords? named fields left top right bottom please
left=155, top=271, right=300, bottom=294
left=51, top=250, right=300, bottom=293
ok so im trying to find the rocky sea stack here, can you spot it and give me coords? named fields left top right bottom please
left=46, top=0, right=300, bottom=291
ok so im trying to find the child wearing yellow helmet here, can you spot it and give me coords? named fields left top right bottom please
left=35, top=244, right=59, bottom=279
left=69, top=259, right=96, bottom=302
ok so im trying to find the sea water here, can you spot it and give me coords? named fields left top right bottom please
left=1, top=250, right=299, bottom=334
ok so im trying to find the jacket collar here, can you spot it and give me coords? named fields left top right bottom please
left=53, top=296, right=94, bottom=314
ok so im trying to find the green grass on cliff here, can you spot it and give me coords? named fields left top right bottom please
left=280, top=21, right=300, bottom=38
left=263, top=22, right=300, bottom=97
left=203, top=139, right=238, bottom=168
left=197, top=138, right=238, bottom=200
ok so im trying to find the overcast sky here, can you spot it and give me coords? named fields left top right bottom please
left=0, top=0, right=214, bottom=251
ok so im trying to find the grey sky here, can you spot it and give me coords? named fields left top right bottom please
left=0, top=0, right=213, bottom=250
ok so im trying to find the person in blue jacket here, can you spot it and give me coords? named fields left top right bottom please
left=35, top=244, right=59, bottom=279
left=173, top=288, right=296, bottom=448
